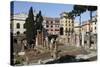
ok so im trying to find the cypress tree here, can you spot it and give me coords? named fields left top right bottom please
left=25, top=7, right=36, bottom=45
left=36, top=11, right=43, bottom=31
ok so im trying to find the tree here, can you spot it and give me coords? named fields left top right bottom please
left=25, top=7, right=36, bottom=45
left=87, top=6, right=97, bottom=20
left=68, top=11, right=75, bottom=19
left=35, top=11, right=43, bottom=31
left=73, top=5, right=87, bottom=25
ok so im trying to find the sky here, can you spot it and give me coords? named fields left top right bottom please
left=11, top=1, right=97, bottom=23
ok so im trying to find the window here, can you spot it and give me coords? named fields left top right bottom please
left=51, top=21, right=53, bottom=24
left=84, top=41, right=87, bottom=44
left=69, top=20, right=70, bottom=23
left=16, top=23, right=20, bottom=29
left=16, top=31, right=20, bottom=35
left=55, top=29, right=59, bottom=31
left=46, top=21, right=49, bottom=24
left=51, top=25, right=53, bottom=27
left=95, top=27, right=96, bottom=30
left=72, top=28, right=74, bottom=32
left=46, top=25, right=49, bottom=27
left=23, top=31, right=26, bottom=34
left=66, top=21, right=67, bottom=23
left=68, top=38, right=69, bottom=43
left=51, top=29, right=53, bottom=31
left=66, top=24, right=67, bottom=26
left=69, top=24, right=70, bottom=26
left=65, top=28, right=67, bottom=33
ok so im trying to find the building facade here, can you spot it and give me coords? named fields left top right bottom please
left=11, top=13, right=60, bottom=36
left=59, top=12, right=75, bottom=46
left=43, top=17, right=60, bottom=35
left=59, top=12, right=74, bottom=35
left=81, top=15, right=97, bottom=49
left=11, top=11, right=37, bottom=36
left=11, top=13, right=27, bottom=36
left=90, top=16, right=97, bottom=34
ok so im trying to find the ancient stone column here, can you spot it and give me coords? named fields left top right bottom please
left=76, top=34, right=80, bottom=47
left=53, top=42, right=58, bottom=59
left=35, top=37, right=38, bottom=47
left=36, top=30, right=44, bottom=48
left=45, top=37, right=49, bottom=49
left=82, top=32, right=85, bottom=47
left=41, top=31, right=44, bottom=47
left=21, top=44, right=24, bottom=52
left=94, top=35, right=97, bottom=50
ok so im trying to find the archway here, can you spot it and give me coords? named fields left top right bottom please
left=60, top=27, right=63, bottom=35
